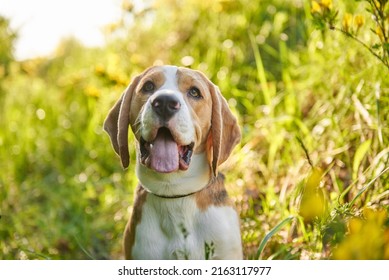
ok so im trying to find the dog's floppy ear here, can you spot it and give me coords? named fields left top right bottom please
left=103, top=75, right=141, bottom=169
left=209, top=84, right=241, bottom=176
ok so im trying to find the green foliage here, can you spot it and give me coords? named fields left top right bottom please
left=1, top=0, right=388, bottom=259
left=0, top=16, right=16, bottom=75
left=311, top=0, right=389, bottom=70
left=255, top=216, right=294, bottom=259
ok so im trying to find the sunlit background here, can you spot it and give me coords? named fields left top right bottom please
left=0, top=0, right=388, bottom=260
left=0, top=0, right=122, bottom=60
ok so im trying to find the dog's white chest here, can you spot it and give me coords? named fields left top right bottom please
left=131, top=195, right=242, bottom=260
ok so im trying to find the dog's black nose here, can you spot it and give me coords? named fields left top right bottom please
left=151, top=94, right=181, bottom=120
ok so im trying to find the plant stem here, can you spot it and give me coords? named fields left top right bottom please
left=332, top=26, right=389, bottom=71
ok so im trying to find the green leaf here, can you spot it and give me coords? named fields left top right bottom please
left=352, top=139, right=371, bottom=180
left=350, top=166, right=389, bottom=206
left=256, top=216, right=294, bottom=260
left=249, top=31, right=273, bottom=107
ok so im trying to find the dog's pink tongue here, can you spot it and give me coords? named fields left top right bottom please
left=150, top=129, right=179, bottom=173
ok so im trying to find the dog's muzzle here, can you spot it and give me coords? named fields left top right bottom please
left=140, top=94, right=194, bottom=173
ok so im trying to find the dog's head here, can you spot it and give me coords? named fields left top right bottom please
left=104, top=65, right=240, bottom=176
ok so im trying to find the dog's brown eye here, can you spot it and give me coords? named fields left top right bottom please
left=188, top=87, right=202, bottom=99
left=142, top=81, right=155, bottom=93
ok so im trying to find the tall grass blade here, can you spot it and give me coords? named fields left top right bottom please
left=255, top=216, right=294, bottom=260
left=22, top=249, right=51, bottom=260
left=375, top=82, right=383, bottom=145
left=352, top=139, right=371, bottom=180
left=279, top=40, right=297, bottom=116
left=249, top=31, right=272, bottom=106
left=350, top=166, right=389, bottom=206
left=74, top=235, right=95, bottom=260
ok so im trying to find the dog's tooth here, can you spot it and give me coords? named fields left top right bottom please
left=145, top=156, right=151, bottom=167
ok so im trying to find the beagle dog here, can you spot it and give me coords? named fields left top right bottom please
left=104, top=65, right=242, bottom=259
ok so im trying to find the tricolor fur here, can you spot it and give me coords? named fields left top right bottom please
left=104, top=65, right=242, bottom=259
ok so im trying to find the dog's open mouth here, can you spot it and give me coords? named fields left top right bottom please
left=140, top=127, right=194, bottom=173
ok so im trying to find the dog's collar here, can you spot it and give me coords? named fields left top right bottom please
left=140, top=176, right=217, bottom=199
left=146, top=189, right=199, bottom=199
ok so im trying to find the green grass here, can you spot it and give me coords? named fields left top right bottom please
left=0, top=0, right=388, bottom=259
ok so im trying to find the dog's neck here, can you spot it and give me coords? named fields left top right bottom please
left=136, top=152, right=212, bottom=197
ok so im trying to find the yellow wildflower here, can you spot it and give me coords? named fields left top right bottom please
left=299, top=167, right=326, bottom=222
left=354, top=14, right=365, bottom=30
left=376, top=26, right=385, bottom=41
left=321, top=0, right=333, bottom=10
left=311, top=1, right=321, bottom=14
left=333, top=208, right=389, bottom=259
left=363, top=208, right=387, bottom=224
left=342, top=13, right=353, bottom=32
left=94, top=64, right=105, bottom=76
left=121, top=0, right=134, bottom=12
left=85, top=85, right=101, bottom=98
left=348, top=218, right=363, bottom=234
left=382, top=238, right=389, bottom=259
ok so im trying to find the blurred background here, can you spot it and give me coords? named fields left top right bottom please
left=0, top=0, right=388, bottom=259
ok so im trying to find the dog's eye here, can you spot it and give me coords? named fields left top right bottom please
left=142, top=81, right=155, bottom=93
left=188, top=87, right=202, bottom=99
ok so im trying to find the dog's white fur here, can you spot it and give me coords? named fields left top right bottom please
left=131, top=186, right=242, bottom=259
left=104, top=65, right=242, bottom=259
left=137, top=153, right=210, bottom=197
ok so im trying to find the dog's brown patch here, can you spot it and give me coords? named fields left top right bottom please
left=123, top=184, right=148, bottom=260
left=137, top=68, right=166, bottom=91
left=195, top=173, right=233, bottom=211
